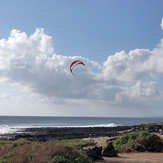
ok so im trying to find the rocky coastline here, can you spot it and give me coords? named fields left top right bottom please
left=0, top=126, right=132, bottom=141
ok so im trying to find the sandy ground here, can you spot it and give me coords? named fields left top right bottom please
left=83, top=135, right=163, bottom=163
left=97, top=153, right=163, bottom=163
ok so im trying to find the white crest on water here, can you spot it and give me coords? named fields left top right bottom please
left=0, top=125, right=19, bottom=134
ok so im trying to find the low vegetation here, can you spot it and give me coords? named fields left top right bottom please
left=59, top=139, right=95, bottom=148
left=139, top=122, right=163, bottom=131
left=108, top=131, right=163, bottom=153
left=0, top=139, right=95, bottom=163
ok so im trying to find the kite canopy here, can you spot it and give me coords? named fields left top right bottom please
left=70, top=60, right=85, bottom=75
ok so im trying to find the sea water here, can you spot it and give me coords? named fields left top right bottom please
left=0, top=116, right=163, bottom=134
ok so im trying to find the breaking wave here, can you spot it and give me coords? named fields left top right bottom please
left=0, top=123, right=118, bottom=134
left=0, top=125, right=20, bottom=135
left=81, top=123, right=118, bottom=127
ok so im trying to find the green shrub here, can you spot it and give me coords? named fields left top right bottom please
left=13, top=139, right=31, bottom=147
left=52, top=149, right=92, bottom=163
left=137, top=133, right=162, bottom=152
left=112, top=131, right=163, bottom=153
left=0, top=141, right=11, bottom=146
left=142, top=124, right=156, bottom=131
left=60, top=139, right=95, bottom=148
left=0, top=152, right=12, bottom=163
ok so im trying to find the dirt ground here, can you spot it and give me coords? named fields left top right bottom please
left=97, top=153, right=163, bottom=163
left=83, top=135, right=163, bottom=163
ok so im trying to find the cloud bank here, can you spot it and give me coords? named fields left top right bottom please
left=0, top=23, right=163, bottom=109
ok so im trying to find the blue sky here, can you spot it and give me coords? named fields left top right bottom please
left=1, top=0, right=163, bottom=63
left=0, top=0, right=163, bottom=117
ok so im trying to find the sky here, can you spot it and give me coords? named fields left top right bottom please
left=0, top=0, right=163, bottom=117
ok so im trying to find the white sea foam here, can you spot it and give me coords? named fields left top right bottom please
left=89, top=123, right=118, bottom=127
left=31, top=123, right=118, bottom=128
left=51, top=123, right=119, bottom=128
left=0, top=123, right=119, bottom=134
left=81, top=123, right=118, bottom=127
left=0, top=125, right=20, bottom=134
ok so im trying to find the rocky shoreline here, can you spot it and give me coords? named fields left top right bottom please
left=0, top=126, right=132, bottom=141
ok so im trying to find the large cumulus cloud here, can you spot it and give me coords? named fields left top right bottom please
left=0, top=24, right=163, bottom=107
left=102, top=49, right=153, bottom=82
left=0, top=28, right=100, bottom=101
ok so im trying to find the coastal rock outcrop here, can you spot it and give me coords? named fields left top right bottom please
left=0, top=126, right=132, bottom=141
left=102, top=142, right=118, bottom=157
left=85, top=146, right=102, bottom=160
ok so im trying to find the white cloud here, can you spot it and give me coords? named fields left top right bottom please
left=0, top=21, right=163, bottom=112
left=102, top=49, right=154, bottom=82
left=115, top=81, right=159, bottom=103
left=0, top=93, right=11, bottom=100
left=161, top=18, right=163, bottom=31
left=0, top=29, right=100, bottom=101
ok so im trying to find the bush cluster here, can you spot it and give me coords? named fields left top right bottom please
left=0, top=139, right=94, bottom=163
left=111, top=131, right=163, bottom=153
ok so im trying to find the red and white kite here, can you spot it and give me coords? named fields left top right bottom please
left=70, top=60, right=85, bottom=75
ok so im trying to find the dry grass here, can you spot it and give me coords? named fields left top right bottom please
left=0, top=139, right=93, bottom=163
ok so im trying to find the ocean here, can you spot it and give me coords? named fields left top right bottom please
left=0, top=116, right=163, bottom=135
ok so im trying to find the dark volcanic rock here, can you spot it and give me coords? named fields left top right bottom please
left=85, top=147, right=102, bottom=160
left=102, top=142, right=118, bottom=157
left=0, top=126, right=132, bottom=141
